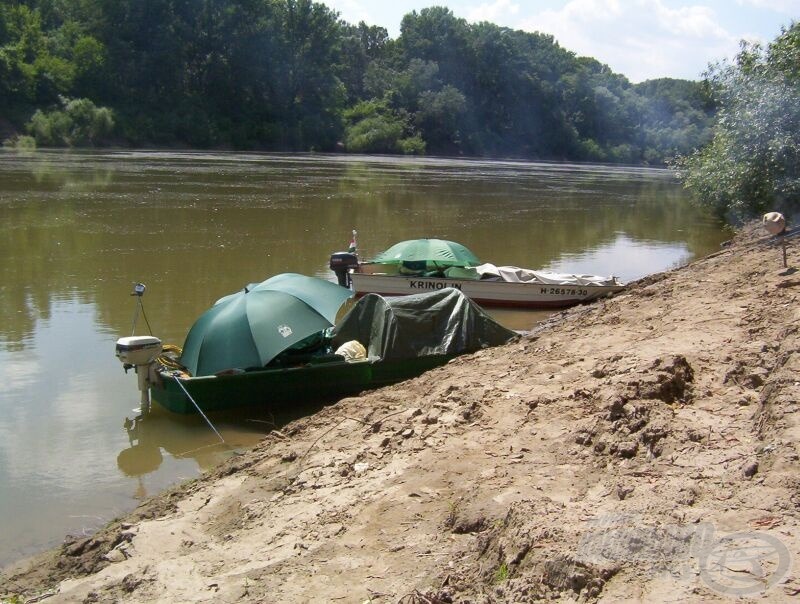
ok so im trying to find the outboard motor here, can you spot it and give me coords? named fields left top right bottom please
left=330, top=251, right=359, bottom=287
left=116, top=282, right=164, bottom=414
left=116, top=335, right=163, bottom=413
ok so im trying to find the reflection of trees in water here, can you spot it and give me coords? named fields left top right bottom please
left=3, top=151, right=116, bottom=192
left=0, top=154, right=727, bottom=349
left=0, top=201, right=85, bottom=348
left=31, top=163, right=114, bottom=191
left=336, top=161, right=726, bottom=266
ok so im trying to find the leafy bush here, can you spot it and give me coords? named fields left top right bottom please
left=27, top=97, right=114, bottom=146
left=398, top=135, right=426, bottom=155
left=343, top=99, right=422, bottom=154
left=676, top=24, right=800, bottom=220
left=577, top=138, right=606, bottom=162
left=2, top=134, right=36, bottom=149
left=344, top=115, right=405, bottom=153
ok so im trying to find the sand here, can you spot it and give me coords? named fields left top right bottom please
left=3, top=222, right=799, bottom=603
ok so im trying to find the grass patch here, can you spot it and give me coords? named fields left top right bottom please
left=493, top=561, right=509, bottom=583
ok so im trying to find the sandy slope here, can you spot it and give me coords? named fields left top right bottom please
left=3, top=222, right=800, bottom=603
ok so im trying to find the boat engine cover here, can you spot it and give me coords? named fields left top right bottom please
left=116, top=336, right=163, bottom=365
left=329, top=252, right=359, bottom=271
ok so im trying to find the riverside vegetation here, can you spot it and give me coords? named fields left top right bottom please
left=2, top=0, right=714, bottom=165
left=2, top=3, right=798, bottom=220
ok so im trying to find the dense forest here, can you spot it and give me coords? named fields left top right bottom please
left=0, top=0, right=717, bottom=163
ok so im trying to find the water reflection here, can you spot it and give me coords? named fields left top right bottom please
left=0, top=150, right=727, bottom=353
left=117, top=412, right=258, bottom=501
left=119, top=415, right=224, bottom=480
left=0, top=150, right=729, bottom=567
left=546, top=233, right=693, bottom=278
left=117, top=398, right=332, bottom=490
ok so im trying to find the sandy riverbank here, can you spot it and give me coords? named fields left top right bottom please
left=3, top=222, right=799, bottom=603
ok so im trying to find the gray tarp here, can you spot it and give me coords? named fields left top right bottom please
left=331, top=288, right=516, bottom=361
left=465, top=263, right=621, bottom=286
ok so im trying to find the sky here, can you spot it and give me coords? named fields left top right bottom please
left=320, top=0, right=798, bottom=82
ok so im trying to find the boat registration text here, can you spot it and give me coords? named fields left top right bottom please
left=541, top=287, right=589, bottom=296
left=409, top=280, right=463, bottom=291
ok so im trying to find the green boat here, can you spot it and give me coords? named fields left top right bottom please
left=148, top=352, right=456, bottom=415
left=116, top=276, right=516, bottom=415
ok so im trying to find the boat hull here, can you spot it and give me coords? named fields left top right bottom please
left=151, top=355, right=451, bottom=414
left=350, top=273, right=624, bottom=308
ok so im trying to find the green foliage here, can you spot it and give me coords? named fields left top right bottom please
left=415, top=85, right=466, bottom=152
left=634, top=78, right=715, bottom=162
left=0, top=0, right=718, bottom=160
left=27, top=97, right=114, bottom=146
left=71, top=35, right=107, bottom=94
left=3, top=134, right=37, bottom=149
left=337, top=21, right=391, bottom=103
left=343, top=100, right=412, bottom=153
left=494, top=562, right=509, bottom=583
left=0, top=4, right=46, bottom=106
left=676, top=22, right=800, bottom=220
left=398, top=134, right=425, bottom=155
left=577, top=138, right=606, bottom=162
left=400, top=7, right=471, bottom=92
left=343, top=99, right=425, bottom=155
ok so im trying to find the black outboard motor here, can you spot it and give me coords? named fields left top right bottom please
left=330, top=252, right=359, bottom=287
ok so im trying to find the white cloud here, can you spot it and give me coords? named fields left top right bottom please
left=324, top=0, right=375, bottom=25
left=467, top=0, right=521, bottom=23
left=320, top=0, right=787, bottom=80
left=736, top=0, right=800, bottom=14
left=652, top=3, right=727, bottom=38
left=520, top=0, right=740, bottom=81
left=0, top=355, right=39, bottom=391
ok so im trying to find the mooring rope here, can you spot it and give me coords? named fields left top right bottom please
left=170, top=373, right=225, bottom=444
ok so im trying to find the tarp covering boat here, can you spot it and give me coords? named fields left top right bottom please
left=444, top=263, right=621, bottom=286
left=331, top=288, right=516, bottom=361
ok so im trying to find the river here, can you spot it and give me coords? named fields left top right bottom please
left=0, top=150, right=728, bottom=566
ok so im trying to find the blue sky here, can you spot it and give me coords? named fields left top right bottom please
left=321, top=0, right=798, bottom=82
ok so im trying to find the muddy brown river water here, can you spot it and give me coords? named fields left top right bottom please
left=0, top=150, right=728, bottom=566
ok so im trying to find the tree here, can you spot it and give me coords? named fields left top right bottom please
left=271, top=0, right=347, bottom=149
left=399, top=7, right=472, bottom=92
left=0, top=0, right=718, bottom=158
left=633, top=78, right=715, bottom=163
left=676, top=23, right=800, bottom=220
left=337, top=21, right=390, bottom=103
left=0, top=4, right=68, bottom=111
left=415, top=85, right=465, bottom=153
